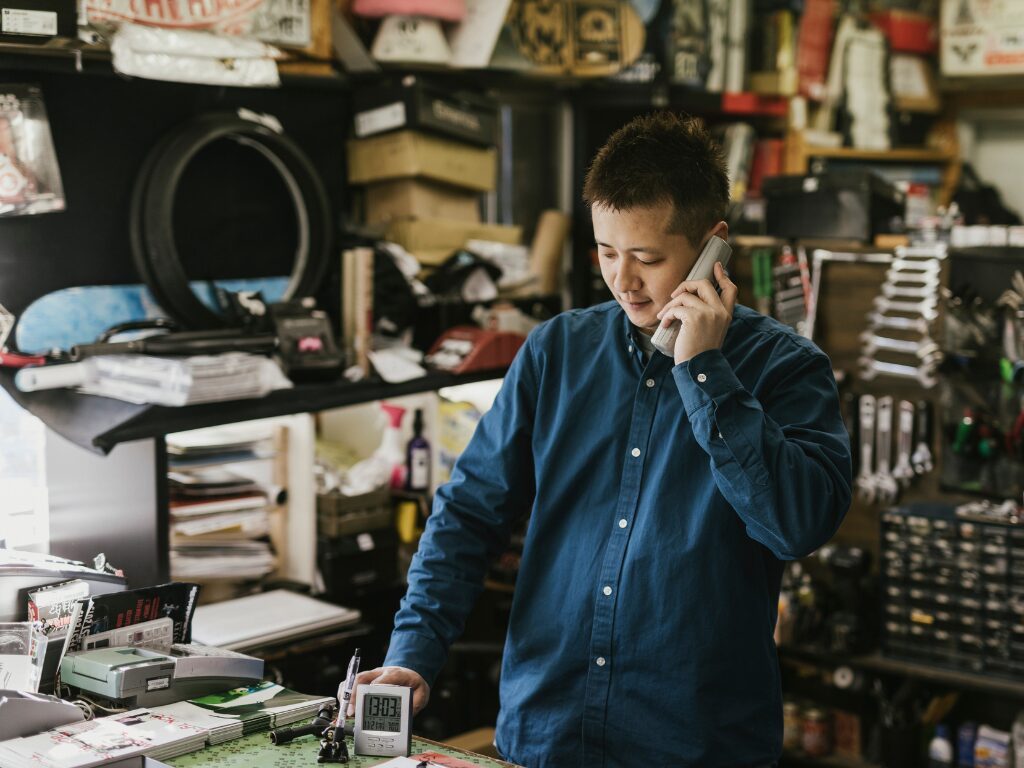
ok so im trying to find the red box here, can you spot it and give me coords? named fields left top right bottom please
left=869, top=10, right=937, bottom=55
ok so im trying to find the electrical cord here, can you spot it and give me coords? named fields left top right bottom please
left=130, top=111, right=331, bottom=330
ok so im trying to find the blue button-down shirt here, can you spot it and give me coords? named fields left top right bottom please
left=385, top=302, right=852, bottom=768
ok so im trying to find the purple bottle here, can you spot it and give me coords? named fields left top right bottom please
left=405, top=408, right=431, bottom=492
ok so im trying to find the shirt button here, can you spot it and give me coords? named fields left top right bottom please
left=603, top=586, right=613, bottom=596
left=631, top=447, right=641, bottom=458
left=697, top=373, right=707, bottom=383
left=628, top=345, right=634, bottom=353
left=595, top=657, right=606, bottom=667
left=645, top=378, right=655, bottom=388
left=618, top=519, right=628, bottom=528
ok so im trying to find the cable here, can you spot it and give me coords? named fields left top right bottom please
left=130, top=111, right=332, bottom=329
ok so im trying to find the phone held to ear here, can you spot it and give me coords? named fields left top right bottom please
left=650, top=235, right=732, bottom=358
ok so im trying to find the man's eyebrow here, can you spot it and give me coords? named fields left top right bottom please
left=594, top=241, right=664, bottom=256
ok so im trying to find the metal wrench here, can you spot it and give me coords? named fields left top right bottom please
left=885, top=268, right=940, bottom=286
left=912, top=399, right=934, bottom=474
left=874, top=396, right=899, bottom=504
left=881, top=283, right=941, bottom=300
left=859, top=332, right=943, bottom=361
left=890, top=258, right=942, bottom=273
left=874, top=296, right=939, bottom=319
left=892, top=400, right=916, bottom=486
left=868, top=312, right=933, bottom=335
left=859, top=357, right=938, bottom=388
left=856, top=395, right=877, bottom=502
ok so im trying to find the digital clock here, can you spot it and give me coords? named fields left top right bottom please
left=353, top=682, right=412, bottom=757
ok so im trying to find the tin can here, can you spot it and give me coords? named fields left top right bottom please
left=802, top=708, right=831, bottom=757
left=783, top=702, right=802, bottom=751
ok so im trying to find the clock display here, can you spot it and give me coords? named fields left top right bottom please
left=362, top=693, right=402, bottom=733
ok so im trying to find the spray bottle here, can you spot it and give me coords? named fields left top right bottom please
left=379, top=402, right=407, bottom=489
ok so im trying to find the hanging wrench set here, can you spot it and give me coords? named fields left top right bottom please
left=859, top=243, right=947, bottom=388
left=853, top=394, right=933, bottom=505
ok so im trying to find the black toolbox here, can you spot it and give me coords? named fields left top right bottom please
left=353, top=75, right=499, bottom=147
left=763, top=170, right=906, bottom=241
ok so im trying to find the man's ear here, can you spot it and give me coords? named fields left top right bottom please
left=709, top=220, right=729, bottom=241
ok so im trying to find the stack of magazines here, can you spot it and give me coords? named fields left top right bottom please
left=0, top=683, right=332, bottom=766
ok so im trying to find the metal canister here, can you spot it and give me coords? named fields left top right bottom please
left=783, top=702, right=802, bottom=751
left=802, top=708, right=831, bottom=758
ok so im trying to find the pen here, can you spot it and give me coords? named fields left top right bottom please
left=336, top=647, right=361, bottom=726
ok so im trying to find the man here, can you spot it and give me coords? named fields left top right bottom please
left=352, top=112, right=852, bottom=767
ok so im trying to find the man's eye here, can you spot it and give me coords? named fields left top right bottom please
left=638, top=259, right=662, bottom=266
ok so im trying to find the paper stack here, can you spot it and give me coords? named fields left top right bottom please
left=166, top=424, right=281, bottom=585
left=0, top=708, right=207, bottom=767
left=154, top=681, right=332, bottom=739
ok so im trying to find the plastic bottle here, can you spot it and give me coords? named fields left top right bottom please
left=405, top=408, right=432, bottom=492
left=379, top=402, right=407, bottom=489
left=930, top=724, right=954, bottom=768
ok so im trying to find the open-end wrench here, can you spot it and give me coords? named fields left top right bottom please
left=912, top=399, right=934, bottom=474
left=891, top=258, right=942, bottom=273
left=856, top=395, right=877, bottom=502
left=885, top=268, right=940, bottom=286
left=859, top=357, right=938, bottom=388
left=881, top=283, right=941, bottom=300
left=899, top=244, right=947, bottom=260
left=868, top=312, right=933, bottom=335
left=859, top=332, right=942, bottom=361
left=874, top=396, right=899, bottom=504
left=892, top=400, right=916, bottom=486
left=874, top=296, right=939, bottom=319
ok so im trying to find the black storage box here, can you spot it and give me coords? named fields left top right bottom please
left=763, top=170, right=906, bottom=241
left=317, top=528, right=398, bottom=600
left=0, top=0, right=75, bottom=43
left=353, top=75, right=498, bottom=147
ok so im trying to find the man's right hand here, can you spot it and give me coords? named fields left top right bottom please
left=345, top=665, right=430, bottom=717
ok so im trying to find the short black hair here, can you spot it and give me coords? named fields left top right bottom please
left=582, top=112, right=729, bottom=247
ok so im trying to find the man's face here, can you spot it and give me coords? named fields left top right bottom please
left=593, top=201, right=699, bottom=334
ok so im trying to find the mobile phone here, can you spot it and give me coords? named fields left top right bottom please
left=650, top=235, right=732, bottom=358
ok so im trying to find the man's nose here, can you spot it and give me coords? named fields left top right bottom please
left=615, top=260, right=641, bottom=292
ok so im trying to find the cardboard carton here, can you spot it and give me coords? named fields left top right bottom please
left=365, top=179, right=480, bottom=225
left=347, top=130, right=497, bottom=192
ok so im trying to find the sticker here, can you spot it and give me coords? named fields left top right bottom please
left=357, top=533, right=375, bottom=552
left=355, top=102, right=406, bottom=138
left=1, top=7, right=57, bottom=36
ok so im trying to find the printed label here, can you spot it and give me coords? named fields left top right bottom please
left=354, top=102, right=406, bottom=138
left=2, top=8, right=57, bottom=36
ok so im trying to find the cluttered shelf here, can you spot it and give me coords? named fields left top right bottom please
left=0, top=366, right=508, bottom=453
left=779, top=645, right=1024, bottom=700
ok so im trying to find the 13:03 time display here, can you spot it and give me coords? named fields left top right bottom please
left=362, top=694, right=402, bottom=732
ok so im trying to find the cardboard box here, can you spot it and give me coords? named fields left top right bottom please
left=365, top=179, right=480, bottom=225
left=354, top=75, right=498, bottom=147
left=347, top=131, right=497, bottom=192
left=386, top=218, right=521, bottom=266
left=869, top=10, right=938, bottom=55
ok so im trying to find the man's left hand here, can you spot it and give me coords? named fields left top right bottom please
left=656, top=262, right=738, bottom=365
